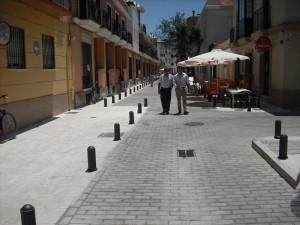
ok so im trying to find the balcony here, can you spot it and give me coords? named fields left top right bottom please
left=20, top=0, right=71, bottom=20
left=74, top=0, right=100, bottom=32
left=238, top=18, right=253, bottom=39
left=95, top=10, right=112, bottom=38
left=230, top=18, right=253, bottom=43
left=253, top=6, right=270, bottom=32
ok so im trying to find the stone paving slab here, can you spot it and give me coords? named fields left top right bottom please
left=1, top=81, right=300, bottom=225
left=56, top=86, right=300, bottom=225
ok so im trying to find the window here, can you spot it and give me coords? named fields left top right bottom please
left=239, top=0, right=245, bottom=20
left=42, top=35, right=55, bottom=69
left=7, top=27, right=25, bottom=69
left=239, top=0, right=253, bottom=20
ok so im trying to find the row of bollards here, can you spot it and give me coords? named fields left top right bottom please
left=103, top=84, right=148, bottom=107
left=19, top=89, right=150, bottom=224
left=274, top=119, right=288, bottom=160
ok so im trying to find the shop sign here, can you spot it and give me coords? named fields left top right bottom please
left=254, top=36, right=271, bottom=54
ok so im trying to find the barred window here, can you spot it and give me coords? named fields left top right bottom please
left=42, top=35, right=55, bottom=69
left=7, top=27, right=26, bottom=69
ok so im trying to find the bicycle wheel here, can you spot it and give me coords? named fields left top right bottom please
left=1, top=112, right=17, bottom=139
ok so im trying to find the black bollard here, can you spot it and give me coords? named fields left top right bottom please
left=125, top=90, right=127, bottom=97
left=20, top=204, right=36, bottom=225
left=114, top=123, right=121, bottom=141
left=274, top=119, right=281, bottom=139
left=86, top=146, right=97, bottom=172
left=138, top=103, right=142, bottom=114
left=247, top=94, right=251, bottom=112
left=133, top=87, right=135, bottom=92
left=129, top=111, right=134, bottom=124
left=112, top=95, right=115, bottom=103
left=137, top=86, right=139, bottom=91
left=257, top=93, right=261, bottom=107
left=278, top=134, right=288, bottom=160
left=119, top=93, right=121, bottom=100
left=130, top=89, right=132, bottom=94
left=104, top=98, right=107, bottom=107
left=140, top=84, right=142, bottom=89
left=213, top=96, right=216, bottom=106
left=144, top=98, right=148, bottom=107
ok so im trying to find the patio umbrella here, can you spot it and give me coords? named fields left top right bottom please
left=189, top=49, right=250, bottom=63
left=185, top=49, right=250, bottom=95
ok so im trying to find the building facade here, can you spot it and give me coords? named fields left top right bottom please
left=196, top=0, right=233, bottom=54
left=192, top=0, right=233, bottom=82
left=229, top=0, right=300, bottom=109
left=0, top=0, right=159, bottom=130
left=157, top=42, right=177, bottom=74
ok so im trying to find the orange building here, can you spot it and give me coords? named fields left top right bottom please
left=0, top=0, right=159, bottom=130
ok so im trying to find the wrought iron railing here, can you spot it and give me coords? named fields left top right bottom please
left=77, top=0, right=100, bottom=24
left=52, top=0, right=71, bottom=10
left=230, top=18, right=253, bottom=43
left=253, top=6, right=270, bottom=32
left=100, top=10, right=112, bottom=31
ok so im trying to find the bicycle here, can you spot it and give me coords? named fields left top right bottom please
left=0, top=94, right=17, bottom=139
left=91, top=87, right=100, bottom=104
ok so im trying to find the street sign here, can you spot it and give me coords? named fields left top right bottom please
left=254, top=36, right=271, bottom=54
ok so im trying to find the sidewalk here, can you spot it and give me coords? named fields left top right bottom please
left=0, top=85, right=148, bottom=225
left=1, top=82, right=300, bottom=225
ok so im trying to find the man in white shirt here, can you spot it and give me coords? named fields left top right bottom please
left=173, top=66, right=189, bottom=115
left=158, top=68, right=173, bottom=114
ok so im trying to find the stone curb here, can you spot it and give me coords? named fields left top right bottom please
left=252, top=138, right=298, bottom=188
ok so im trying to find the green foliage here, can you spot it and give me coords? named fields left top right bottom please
left=153, top=11, right=203, bottom=61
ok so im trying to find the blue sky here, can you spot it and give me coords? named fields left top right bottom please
left=136, top=0, right=207, bottom=35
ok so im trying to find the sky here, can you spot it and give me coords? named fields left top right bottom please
left=136, top=0, right=207, bottom=35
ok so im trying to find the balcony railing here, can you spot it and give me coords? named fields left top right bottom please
left=253, top=6, right=270, bottom=32
left=140, top=24, right=147, bottom=34
left=139, top=44, right=158, bottom=59
left=230, top=18, right=253, bottom=43
left=100, top=10, right=112, bottom=31
left=126, top=31, right=133, bottom=44
left=52, top=0, right=71, bottom=10
left=112, top=19, right=121, bottom=37
left=77, top=0, right=100, bottom=24
left=238, top=18, right=253, bottom=39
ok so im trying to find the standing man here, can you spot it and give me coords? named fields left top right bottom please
left=158, top=68, right=173, bottom=115
left=173, top=66, right=189, bottom=115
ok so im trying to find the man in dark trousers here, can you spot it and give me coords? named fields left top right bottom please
left=158, top=68, right=173, bottom=114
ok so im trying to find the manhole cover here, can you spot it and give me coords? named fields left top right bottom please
left=184, top=122, right=204, bottom=126
left=99, top=132, right=124, bottom=137
left=90, top=117, right=97, bottom=118
left=177, top=149, right=196, bottom=158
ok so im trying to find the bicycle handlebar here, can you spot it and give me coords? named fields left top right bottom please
left=0, top=94, right=8, bottom=99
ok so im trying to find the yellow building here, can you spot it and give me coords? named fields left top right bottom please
left=0, top=0, right=159, bottom=130
left=0, top=0, right=72, bottom=129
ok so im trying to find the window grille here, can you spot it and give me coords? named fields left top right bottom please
left=7, top=27, right=26, bottom=69
left=42, top=35, right=55, bottom=69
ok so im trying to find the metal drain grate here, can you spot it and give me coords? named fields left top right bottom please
left=99, top=132, right=124, bottom=137
left=177, top=149, right=196, bottom=158
left=184, top=122, right=204, bottom=126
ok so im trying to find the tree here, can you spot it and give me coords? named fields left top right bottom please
left=154, top=11, right=203, bottom=61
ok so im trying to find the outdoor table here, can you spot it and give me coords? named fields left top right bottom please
left=226, top=88, right=251, bottom=107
